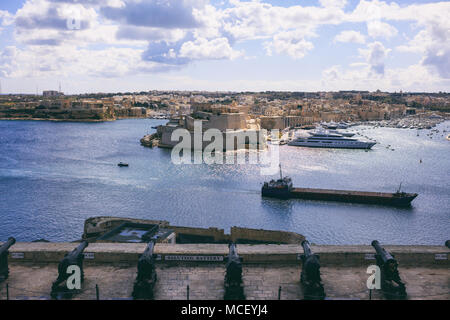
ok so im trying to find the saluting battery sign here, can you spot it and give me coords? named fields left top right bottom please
left=164, top=255, right=224, bottom=262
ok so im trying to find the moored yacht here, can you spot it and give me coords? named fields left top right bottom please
left=321, top=121, right=349, bottom=130
left=327, top=129, right=355, bottom=137
left=288, top=129, right=375, bottom=149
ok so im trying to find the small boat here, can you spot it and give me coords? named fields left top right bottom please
left=118, top=162, right=129, bottom=167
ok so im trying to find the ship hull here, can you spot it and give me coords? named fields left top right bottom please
left=262, top=187, right=418, bottom=207
left=262, top=186, right=292, bottom=199
left=287, top=141, right=375, bottom=149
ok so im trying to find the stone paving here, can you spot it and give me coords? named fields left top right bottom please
left=0, top=263, right=448, bottom=300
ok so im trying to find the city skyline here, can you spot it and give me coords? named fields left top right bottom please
left=0, top=0, right=449, bottom=94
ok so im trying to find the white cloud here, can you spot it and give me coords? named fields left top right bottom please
left=334, top=30, right=365, bottom=44
left=0, top=45, right=174, bottom=79
left=0, top=10, right=14, bottom=26
left=264, top=29, right=316, bottom=59
left=221, top=0, right=346, bottom=42
left=1, top=0, right=450, bottom=92
left=179, top=37, right=243, bottom=60
left=367, top=20, right=398, bottom=39
left=100, top=0, right=203, bottom=29
left=322, top=65, right=341, bottom=81
left=319, top=0, right=347, bottom=9
left=396, top=14, right=450, bottom=79
left=321, top=63, right=449, bottom=92
left=359, top=41, right=391, bottom=75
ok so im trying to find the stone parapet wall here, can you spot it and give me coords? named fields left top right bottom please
left=3, top=243, right=448, bottom=267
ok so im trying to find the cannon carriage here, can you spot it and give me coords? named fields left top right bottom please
left=132, top=240, right=158, bottom=300
left=300, top=240, right=326, bottom=300
left=50, top=241, right=89, bottom=299
left=224, top=243, right=245, bottom=300
left=0, top=237, right=16, bottom=283
left=371, top=240, right=407, bottom=300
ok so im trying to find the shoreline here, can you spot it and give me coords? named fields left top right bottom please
left=0, top=117, right=149, bottom=122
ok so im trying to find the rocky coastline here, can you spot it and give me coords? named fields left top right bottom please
left=140, top=133, right=160, bottom=148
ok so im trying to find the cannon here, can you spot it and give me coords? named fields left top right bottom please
left=371, top=240, right=407, bottom=300
left=224, top=243, right=245, bottom=300
left=300, top=240, right=325, bottom=300
left=0, top=237, right=16, bottom=282
left=132, top=240, right=158, bottom=300
left=51, top=241, right=89, bottom=299
left=445, top=240, right=450, bottom=249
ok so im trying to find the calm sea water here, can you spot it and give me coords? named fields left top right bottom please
left=0, top=119, right=449, bottom=244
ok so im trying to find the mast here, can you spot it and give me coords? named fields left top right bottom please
left=397, top=182, right=403, bottom=193
left=279, top=163, right=283, bottom=180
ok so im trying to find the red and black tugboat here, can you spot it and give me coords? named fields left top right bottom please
left=262, top=166, right=418, bottom=207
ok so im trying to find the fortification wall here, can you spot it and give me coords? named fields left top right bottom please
left=3, top=243, right=448, bottom=267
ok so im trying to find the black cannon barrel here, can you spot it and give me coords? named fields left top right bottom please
left=0, top=237, right=16, bottom=282
left=137, top=240, right=156, bottom=270
left=300, top=240, right=325, bottom=300
left=226, top=243, right=241, bottom=268
left=55, top=241, right=89, bottom=281
left=371, top=240, right=396, bottom=264
left=224, top=242, right=245, bottom=300
left=68, top=241, right=89, bottom=258
left=132, top=239, right=158, bottom=300
left=301, top=240, right=313, bottom=257
left=0, top=237, right=16, bottom=254
left=229, top=243, right=238, bottom=257
left=446, top=240, right=450, bottom=249
left=140, top=240, right=155, bottom=259
left=371, top=240, right=406, bottom=299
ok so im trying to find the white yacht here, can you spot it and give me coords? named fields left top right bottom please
left=322, top=121, right=349, bottom=130
left=327, top=129, right=355, bottom=137
left=288, top=129, right=376, bottom=149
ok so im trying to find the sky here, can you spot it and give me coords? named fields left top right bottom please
left=0, top=0, right=449, bottom=94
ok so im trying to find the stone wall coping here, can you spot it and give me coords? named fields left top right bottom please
left=1, top=242, right=447, bottom=268
left=3, top=242, right=448, bottom=254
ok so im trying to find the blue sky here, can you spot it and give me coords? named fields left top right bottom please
left=0, top=0, right=449, bottom=94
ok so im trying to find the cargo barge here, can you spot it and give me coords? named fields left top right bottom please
left=262, top=166, right=418, bottom=207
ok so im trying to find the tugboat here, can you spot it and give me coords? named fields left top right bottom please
left=118, top=162, right=129, bottom=167
left=262, top=165, right=293, bottom=199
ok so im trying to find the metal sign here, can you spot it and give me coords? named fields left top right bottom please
left=365, top=253, right=376, bottom=260
left=435, top=253, right=447, bottom=260
left=11, top=252, right=25, bottom=259
left=164, top=255, right=224, bottom=262
left=83, top=252, right=95, bottom=260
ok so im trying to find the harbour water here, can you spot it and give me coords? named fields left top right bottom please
left=0, top=119, right=449, bottom=244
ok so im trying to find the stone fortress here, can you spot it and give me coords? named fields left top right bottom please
left=151, top=101, right=266, bottom=151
